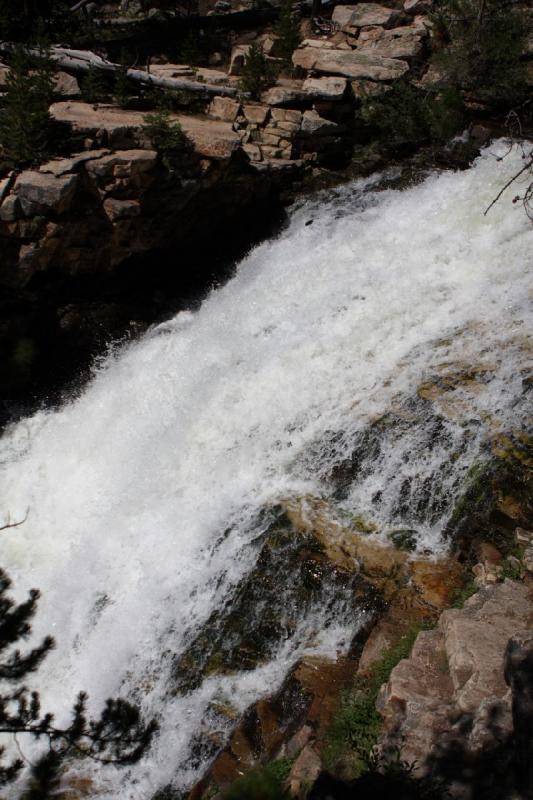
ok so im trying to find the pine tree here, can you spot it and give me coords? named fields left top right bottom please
left=273, top=0, right=301, bottom=69
left=239, top=42, right=277, bottom=101
left=0, top=567, right=157, bottom=797
left=114, top=50, right=131, bottom=109
left=143, top=98, right=186, bottom=170
left=0, top=45, right=55, bottom=167
left=81, top=64, right=109, bottom=104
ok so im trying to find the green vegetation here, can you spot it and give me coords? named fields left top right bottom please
left=0, top=45, right=55, bottom=167
left=360, top=80, right=464, bottom=151
left=273, top=0, right=302, bottom=69
left=324, top=622, right=434, bottom=777
left=0, top=566, right=156, bottom=797
left=500, top=555, right=523, bottom=581
left=114, top=50, right=132, bottom=108
left=221, top=758, right=292, bottom=799
left=81, top=64, right=109, bottom=103
left=179, top=31, right=202, bottom=67
left=452, top=578, right=477, bottom=609
left=142, top=104, right=186, bottom=169
left=239, top=43, right=277, bottom=101
left=431, top=0, right=528, bottom=104
left=388, top=529, right=418, bottom=552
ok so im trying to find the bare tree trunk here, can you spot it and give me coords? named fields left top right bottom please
left=0, top=42, right=239, bottom=97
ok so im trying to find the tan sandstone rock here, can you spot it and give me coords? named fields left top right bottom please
left=292, top=47, right=409, bottom=81
left=332, top=3, right=403, bottom=31
left=378, top=579, right=533, bottom=775
left=13, top=171, right=79, bottom=216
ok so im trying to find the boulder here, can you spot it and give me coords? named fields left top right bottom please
left=292, top=47, right=409, bottom=81
left=13, top=171, right=79, bottom=216
left=286, top=745, right=322, bottom=798
left=355, top=27, right=425, bottom=60
left=261, top=84, right=307, bottom=107
left=103, top=197, right=141, bottom=222
left=378, top=580, right=533, bottom=776
left=0, top=194, right=21, bottom=222
left=351, top=79, right=393, bottom=97
left=404, top=0, right=432, bottom=13
left=53, top=71, right=81, bottom=97
left=229, top=44, right=250, bottom=76
left=38, top=150, right=111, bottom=177
left=209, top=96, right=241, bottom=122
left=332, top=3, right=403, bottom=31
left=301, top=110, right=342, bottom=136
left=242, top=103, right=270, bottom=124
left=195, top=68, right=232, bottom=85
left=303, top=76, right=347, bottom=100
left=0, top=62, right=9, bottom=86
left=271, top=108, right=303, bottom=124
left=440, top=581, right=533, bottom=714
left=50, top=103, right=240, bottom=161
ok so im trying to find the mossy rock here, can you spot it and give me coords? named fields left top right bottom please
left=388, top=529, right=418, bottom=552
left=172, top=510, right=370, bottom=693
left=444, top=431, right=533, bottom=560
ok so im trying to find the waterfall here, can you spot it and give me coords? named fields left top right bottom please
left=0, top=142, right=531, bottom=798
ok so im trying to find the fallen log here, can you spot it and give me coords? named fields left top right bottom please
left=0, top=42, right=239, bottom=97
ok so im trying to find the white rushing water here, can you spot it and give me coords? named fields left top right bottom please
left=0, top=142, right=531, bottom=797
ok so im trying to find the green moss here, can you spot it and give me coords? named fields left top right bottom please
left=451, top=579, right=477, bottom=609
left=500, top=556, right=522, bottom=582
left=388, top=529, right=417, bottom=552
left=324, top=622, right=433, bottom=778
left=222, top=758, right=293, bottom=799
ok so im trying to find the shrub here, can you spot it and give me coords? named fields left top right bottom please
left=222, top=758, right=292, bottom=799
left=180, top=30, right=202, bottom=66
left=114, top=50, right=132, bottom=108
left=142, top=105, right=186, bottom=169
left=431, top=0, right=528, bottom=104
left=0, top=45, right=55, bottom=167
left=239, top=42, right=277, bottom=101
left=360, top=79, right=464, bottom=150
left=324, top=622, right=434, bottom=777
left=81, top=64, right=109, bottom=103
left=273, top=0, right=302, bottom=69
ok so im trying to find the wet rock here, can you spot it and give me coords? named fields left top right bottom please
left=285, top=724, right=313, bottom=758
left=332, top=3, right=403, bottom=32
left=173, top=510, right=370, bottom=692
left=293, top=47, right=409, bottom=81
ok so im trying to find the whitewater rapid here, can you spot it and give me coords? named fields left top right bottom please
left=0, top=142, right=531, bottom=797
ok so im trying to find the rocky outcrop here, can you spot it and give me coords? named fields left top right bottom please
left=377, top=578, right=533, bottom=795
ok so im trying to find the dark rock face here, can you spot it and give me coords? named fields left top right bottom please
left=0, top=149, right=287, bottom=427
left=173, top=510, right=374, bottom=692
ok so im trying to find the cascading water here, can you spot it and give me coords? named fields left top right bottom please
left=0, top=142, right=531, bottom=798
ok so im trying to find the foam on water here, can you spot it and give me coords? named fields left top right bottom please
left=0, top=142, right=531, bottom=797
